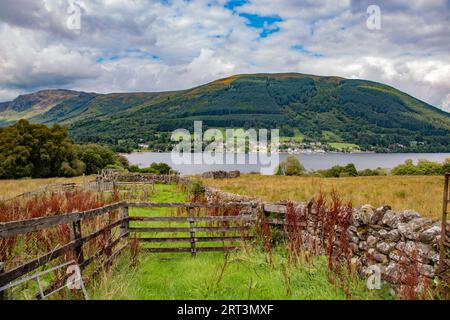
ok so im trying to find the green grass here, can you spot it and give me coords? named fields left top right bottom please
left=329, top=142, right=360, bottom=150
left=90, top=183, right=392, bottom=300
left=90, top=248, right=392, bottom=300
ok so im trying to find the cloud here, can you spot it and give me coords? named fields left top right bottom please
left=0, top=0, right=449, bottom=112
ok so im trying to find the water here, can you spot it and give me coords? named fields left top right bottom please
left=124, top=152, right=450, bottom=175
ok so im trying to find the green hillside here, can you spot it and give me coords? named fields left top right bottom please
left=1, top=73, right=449, bottom=152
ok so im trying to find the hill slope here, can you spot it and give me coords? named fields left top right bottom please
left=1, top=73, right=449, bottom=152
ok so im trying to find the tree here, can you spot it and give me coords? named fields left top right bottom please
left=275, top=155, right=305, bottom=176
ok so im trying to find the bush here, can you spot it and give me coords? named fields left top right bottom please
left=275, top=155, right=305, bottom=176
left=392, top=159, right=447, bottom=176
left=187, top=178, right=205, bottom=199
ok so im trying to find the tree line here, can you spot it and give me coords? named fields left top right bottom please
left=0, top=120, right=128, bottom=179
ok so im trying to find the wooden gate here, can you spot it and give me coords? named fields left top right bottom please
left=126, top=202, right=256, bottom=255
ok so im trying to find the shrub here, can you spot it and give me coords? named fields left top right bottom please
left=276, top=155, right=306, bottom=176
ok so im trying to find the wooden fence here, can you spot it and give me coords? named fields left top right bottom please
left=126, top=202, right=257, bottom=255
left=0, top=201, right=280, bottom=294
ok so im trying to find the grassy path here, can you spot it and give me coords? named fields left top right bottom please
left=91, top=183, right=392, bottom=300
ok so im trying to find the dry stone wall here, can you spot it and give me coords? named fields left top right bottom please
left=205, top=186, right=449, bottom=287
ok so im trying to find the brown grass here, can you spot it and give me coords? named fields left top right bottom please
left=204, top=174, right=445, bottom=219
left=0, top=176, right=94, bottom=201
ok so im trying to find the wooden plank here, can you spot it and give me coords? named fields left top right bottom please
left=188, top=207, right=196, bottom=257
left=263, top=203, right=286, bottom=214
left=130, top=226, right=247, bottom=233
left=0, top=262, right=4, bottom=300
left=197, top=246, right=240, bottom=252
left=143, top=247, right=192, bottom=253
left=38, top=232, right=128, bottom=299
left=126, top=202, right=254, bottom=209
left=71, top=220, right=84, bottom=265
left=0, top=218, right=126, bottom=287
left=137, top=236, right=251, bottom=243
left=129, top=215, right=256, bottom=222
left=265, top=218, right=286, bottom=225
left=0, top=202, right=125, bottom=238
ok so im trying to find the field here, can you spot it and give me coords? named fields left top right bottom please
left=90, top=183, right=391, bottom=300
left=203, top=174, right=444, bottom=219
left=0, top=176, right=94, bottom=201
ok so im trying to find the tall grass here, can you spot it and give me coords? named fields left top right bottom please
left=204, top=174, right=444, bottom=218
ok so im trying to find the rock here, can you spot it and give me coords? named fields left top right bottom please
left=403, top=241, right=440, bottom=263
left=359, top=205, right=375, bottom=225
left=386, top=229, right=401, bottom=242
left=367, top=235, right=378, bottom=247
left=383, top=262, right=400, bottom=283
left=349, top=243, right=359, bottom=253
left=389, top=250, right=410, bottom=263
left=359, top=241, right=368, bottom=251
left=378, top=229, right=388, bottom=239
left=396, top=241, right=406, bottom=251
left=417, top=263, right=435, bottom=278
left=371, top=206, right=389, bottom=225
left=419, top=225, right=441, bottom=244
left=376, top=241, right=396, bottom=255
left=400, top=210, right=420, bottom=222
left=382, top=210, right=401, bottom=228
left=350, top=236, right=360, bottom=244
left=398, top=218, right=433, bottom=240
left=356, top=227, right=368, bottom=240
left=368, top=248, right=388, bottom=263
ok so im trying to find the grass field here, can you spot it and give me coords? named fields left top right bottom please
left=91, top=183, right=392, bottom=300
left=0, top=176, right=94, bottom=201
left=203, top=174, right=445, bottom=219
left=91, top=249, right=392, bottom=300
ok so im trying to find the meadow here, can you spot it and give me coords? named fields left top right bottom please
left=90, top=183, right=392, bottom=300
left=203, top=174, right=445, bottom=219
left=0, top=176, right=94, bottom=201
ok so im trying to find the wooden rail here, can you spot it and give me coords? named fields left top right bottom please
left=0, top=200, right=285, bottom=292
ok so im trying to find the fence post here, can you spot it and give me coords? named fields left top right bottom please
left=188, top=207, right=196, bottom=257
left=71, top=220, right=84, bottom=265
left=0, top=262, right=5, bottom=300
left=439, top=173, right=449, bottom=275
left=119, top=205, right=129, bottom=237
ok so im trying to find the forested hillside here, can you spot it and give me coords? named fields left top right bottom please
left=1, top=73, right=449, bottom=152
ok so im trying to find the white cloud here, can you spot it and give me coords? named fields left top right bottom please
left=0, top=0, right=449, bottom=112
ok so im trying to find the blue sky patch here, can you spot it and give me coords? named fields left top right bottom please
left=96, top=49, right=160, bottom=63
left=239, top=13, right=283, bottom=38
left=291, top=44, right=323, bottom=57
left=224, top=0, right=248, bottom=11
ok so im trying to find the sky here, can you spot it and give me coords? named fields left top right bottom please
left=0, top=0, right=449, bottom=112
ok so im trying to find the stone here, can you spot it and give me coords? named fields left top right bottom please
left=419, top=225, right=441, bottom=244
left=382, top=210, right=401, bottom=228
left=400, top=210, right=421, bottom=222
left=368, top=248, right=388, bottom=263
left=417, top=263, right=435, bottom=278
left=403, top=241, right=440, bottom=263
left=358, top=205, right=375, bottom=225
left=383, top=262, right=400, bottom=283
left=378, top=229, right=388, bottom=239
left=389, top=250, right=410, bottom=263
left=376, top=241, right=396, bottom=255
left=398, top=218, right=433, bottom=240
left=367, top=235, right=378, bottom=247
left=359, top=241, right=368, bottom=251
left=356, top=227, right=368, bottom=240
left=386, top=229, right=401, bottom=242
left=349, top=243, right=359, bottom=253
left=350, top=236, right=360, bottom=244
left=371, top=206, right=389, bottom=225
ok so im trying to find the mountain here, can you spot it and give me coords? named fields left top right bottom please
left=1, top=73, right=449, bottom=152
